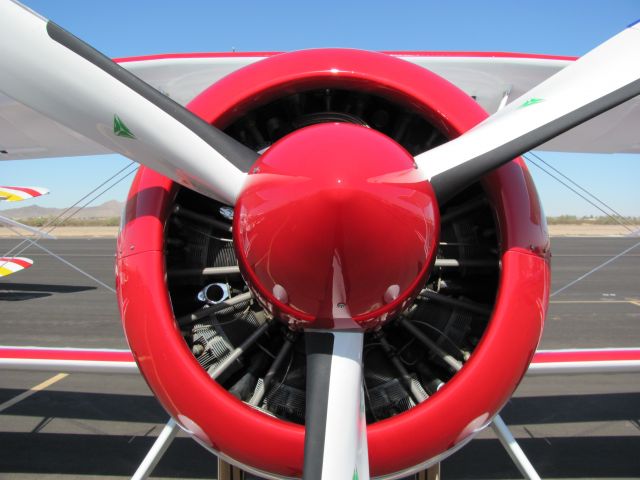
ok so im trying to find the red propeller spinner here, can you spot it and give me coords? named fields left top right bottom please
left=234, top=122, right=439, bottom=330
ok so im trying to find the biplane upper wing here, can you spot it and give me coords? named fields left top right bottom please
left=1, top=52, right=639, bottom=161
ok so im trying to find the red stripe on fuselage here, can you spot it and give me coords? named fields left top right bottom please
left=2, top=347, right=637, bottom=365
left=0, top=347, right=134, bottom=363
left=384, top=51, right=576, bottom=61
left=532, top=349, right=640, bottom=363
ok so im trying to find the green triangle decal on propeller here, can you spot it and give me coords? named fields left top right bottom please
left=113, top=114, right=136, bottom=139
left=353, top=468, right=359, bottom=480
left=519, top=97, right=544, bottom=108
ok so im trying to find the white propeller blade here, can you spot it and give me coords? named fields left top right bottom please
left=0, top=0, right=256, bottom=205
left=304, top=331, right=369, bottom=480
left=417, top=20, right=640, bottom=201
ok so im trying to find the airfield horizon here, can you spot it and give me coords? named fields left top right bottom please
left=2, top=224, right=639, bottom=238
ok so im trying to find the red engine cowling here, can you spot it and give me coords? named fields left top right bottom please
left=116, top=49, right=550, bottom=479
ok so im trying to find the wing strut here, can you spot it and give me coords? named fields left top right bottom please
left=492, top=416, right=541, bottom=480
left=131, top=419, right=179, bottom=480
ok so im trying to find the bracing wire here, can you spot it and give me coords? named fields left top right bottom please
left=522, top=152, right=640, bottom=296
left=2, top=161, right=137, bottom=259
left=524, top=154, right=635, bottom=234
left=0, top=161, right=138, bottom=286
left=528, top=151, right=629, bottom=222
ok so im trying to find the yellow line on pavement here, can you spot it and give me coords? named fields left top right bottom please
left=0, top=373, right=68, bottom=413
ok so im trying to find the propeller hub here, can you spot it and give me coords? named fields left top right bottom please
left=233, top=123, right=439, bottom=329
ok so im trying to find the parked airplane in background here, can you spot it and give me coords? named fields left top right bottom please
left=0, top=186, right=48, bottom=202
left=0, top=256, right=33, bottom=278
left=0, top=0, right=639, bottom=478
left=0, top=185, right=50, bottom=277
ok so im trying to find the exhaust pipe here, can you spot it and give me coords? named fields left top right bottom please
left=197, top=283, right=231, bottom=305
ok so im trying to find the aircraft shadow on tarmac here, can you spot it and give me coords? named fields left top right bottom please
left=0, top=283, right=96, bottom=301
left=0, top=389, right=638, bottom=478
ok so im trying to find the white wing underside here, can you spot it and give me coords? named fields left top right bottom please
left=1, top=54, right=639, bottom=161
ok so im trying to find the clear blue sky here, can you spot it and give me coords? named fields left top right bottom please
left=2, top=0, right=639, bottom=216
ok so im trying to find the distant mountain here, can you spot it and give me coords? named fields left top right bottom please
left=0, top=199, right=124, bottom=219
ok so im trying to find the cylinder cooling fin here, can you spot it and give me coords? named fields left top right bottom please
left=116, top=49, right=550, bottom=479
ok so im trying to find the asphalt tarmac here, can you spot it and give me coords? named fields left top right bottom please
left=0, top=237, right=639, bottom=479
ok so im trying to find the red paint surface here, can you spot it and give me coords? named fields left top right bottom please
left=484, top=159, right=551, bottom=257
left=116, top=167, right=175, bottom=259
left=117, top=48, right=551, bottom=477
left=234, top=123, right=439, bottom=330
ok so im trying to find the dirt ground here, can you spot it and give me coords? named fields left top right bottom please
left=0, top=226, right=119, bottom=238
left=2, top=224, right=639, bottom=239
left=548, top=224, right=640, bottom=237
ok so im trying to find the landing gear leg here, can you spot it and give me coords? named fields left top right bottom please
left=416, top=463, right=441, bottom=480
left=492, top=415, right=541, bottom=480
left=218, top=457, right=245, bottom=480
left=131, top=418, right=179, bottom=479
